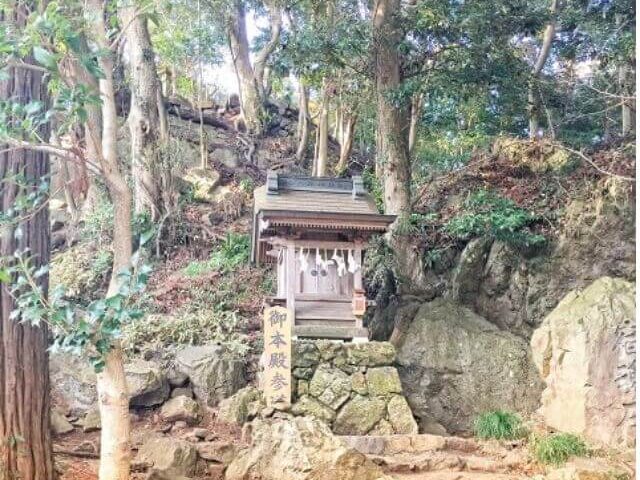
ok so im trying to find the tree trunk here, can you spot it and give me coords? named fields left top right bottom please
left=86, top=2, right=133, bottom=479
left=528, top=0, right=558, bottom=139
left=336, top=113, right=356, bottom=174
left=408, top=93, right=423, bottom=155
left=296, top=82, right=310, bottom=164
left=0, top=4, right=54, bottom=480
left=96, top=348, right=130, bottom=480
left=120, top=5, right=166, bottom=220
left=227, top=0, right=266, bottom=134
left=253, top=0, right=282, bottom=100
left=315, top=79, right=329, bottom=177
left=373, top=0, right=412, bottom=217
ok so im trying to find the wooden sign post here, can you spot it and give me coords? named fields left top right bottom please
left=263, top=306, right=292, bottom=408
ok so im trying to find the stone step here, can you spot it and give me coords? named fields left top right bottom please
left=391, top=471, right=531, bottom=480
left=341, top=434, right=479, bottom=456
left=369, top=451, right=510, bottom=474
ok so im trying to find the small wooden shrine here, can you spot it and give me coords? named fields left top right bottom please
left=251, top=172, right=396, bottom=340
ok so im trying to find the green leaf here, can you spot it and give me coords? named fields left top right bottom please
left=0, top=269, right=11, bottom=283
left=32, top=46, right=58, bottom=71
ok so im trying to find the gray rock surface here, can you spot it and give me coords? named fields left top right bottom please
left=160, top=396, right=201, bottom=425
left=137, top=435, right=198, bottom=477
left=125, top=359, right=170, bottom=407
left=50, top=352, right=97, bottom=415
left=531, top=277, right=636, bottom=448
left=175, top=345, right=246, bottom=406
left=396, top=298, right=542, bottom=433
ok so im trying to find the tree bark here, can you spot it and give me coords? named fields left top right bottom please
left=227, top=1, right=266, bottom=134
left=373, top=0, right=412, bottom=217
left=528, top=0, right=558, bottom=139
left=0, top=3, right=54, bottom=480
left=315, top=79, right=330, bottom=176
left=119, top=5, right=166, bottom=220
left=408, top=93, right=423, bottom=155
left=336, top=113, right=356, bottom=174
left=253, top=0, right=282, bottom=99
left=295, top=82, right=310, bottom=164
left=85, top=2, right=133, bottom=479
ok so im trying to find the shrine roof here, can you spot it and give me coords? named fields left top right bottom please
left=253, top=173, right=389, bottom=218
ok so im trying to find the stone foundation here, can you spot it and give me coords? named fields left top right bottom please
left=290, top=340, right=418, bottom=435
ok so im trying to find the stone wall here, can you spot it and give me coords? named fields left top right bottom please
left=290, top=340, right=418, bottom=435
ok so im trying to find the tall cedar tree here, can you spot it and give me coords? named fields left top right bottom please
left=0, top=1, right=55, bottom=479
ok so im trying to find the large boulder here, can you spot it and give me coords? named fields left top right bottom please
left=136, top=435, right=198, bottom=477
left=50, top=352, right=97, bottom=415
left=333, top=396, right=386, bottom=436
left=225, top=416, right=392, bottom=480
left=174, top=345, right=246, bottom=406
left=124, top=359, right=170, bottom=407
left=396, top=298, right=542, bottom=434
left=531, top=277, right=636, bottom=448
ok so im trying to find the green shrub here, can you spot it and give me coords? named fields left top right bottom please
left=239, top=177, right=255, bottom=194
left=531, top=433, right=587, bottom=466
left=445, top=189, right=546, bottom=247
left=473, top=410, right=526, bottom=440
left=363, top=166, right=384, bottom=213
left=51, top=244, right=111, bottom=302
left=183, top=232, right=250, bottom=277
left=82, top=194, right=114, bottom=245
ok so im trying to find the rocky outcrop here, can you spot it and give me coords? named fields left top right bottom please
left=181, top=167, right=221, bottom=203
left=531, top=277, right=636, bottom=448
left=225, top=416, right=393, bottom=480
left=125, top=359, right=170, bottom=407
left=290, top=341, right=418, bottom=435
left=51, top=409, right=74, bottom=435
left=395, top=299, right=542, bottom=434
left=174, top=344, right=246, bottom=406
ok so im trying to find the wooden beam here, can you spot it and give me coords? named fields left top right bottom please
left=286, top=240, right=297, bottom=320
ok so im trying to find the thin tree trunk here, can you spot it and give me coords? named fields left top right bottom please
left=296, top=82, right=310, bottom=164
left=0, top=5, right=54, bottom=479
left=120, top=5, right=165, bottom=220
left=253, top=0, right=282, bottom=100
left=227, top=0, right=266, bottom=134
left=336, top=113, right=356, bottom=174
left=157, top=88, right=169, bottom=142
left=314, top=78, right=330, bottom=176
left=86, top=3, right=133, bottom=479
left=373, top=0, right=412, bottom=217
left=408, top=93, right=423, bottom=155
left=528, top=0, right=558, bottom=139
left=95, top=348, right=130, bottom=480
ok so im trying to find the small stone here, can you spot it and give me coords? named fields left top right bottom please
left=192, top=428, right=209, bottom=439
left=291, top=395, right=336, bottom=424
left=315, top=340, right=343, bottom=361
left=370, top=419, right=394, bottom=435
left=387, top=395, right=418, bottom=434
left=217, top=386, right=262, bottom=426
left=171, top=387, right=193, bottom=398
left=166, top=367, right=189, bottom=388
left=160, top=396, right=201, bottom=425
left=73, top=440, right=98, bottom=454
left=297, top=380, right=309, bottom=397
left=345, top=342, right=396, bottom=367
left=196, top=441, right=236, bottom=463
left=171, top=421, right=188, bottom=432
left=82, top=405, right=101, bottom=432
left=366, top=367, right=402, bottom=395
left=51, top=409, right=74, bottom=435
left=308, top=364, right=351, bottom=410
left=208, top=463, right=226, bottom=480
left=333, top=395, right=386, bottom=435
left=292, top=367, right=314, bottom=379
left=145, top=469, right=192, bottom=480
left=137, top=435, right=198, bottom=477
left=292, top=341, right=320, bottom=368
left=351, top=372, right=368, bottom=395
left=260, top=407, right=275, bottom=418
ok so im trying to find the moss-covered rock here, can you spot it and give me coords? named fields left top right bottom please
left=345, top=342, right=396, bottom=367
left=291, top=395, right=336, bottom=423
left=217, top=386, right=262, bottom=426
left=366, top=367, right=402, bottom=396
left=309, top=364, right=351, bottom=410
left=333, top=395, right=386, bottom=435
left=387, top=395, right=418, bottom=434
